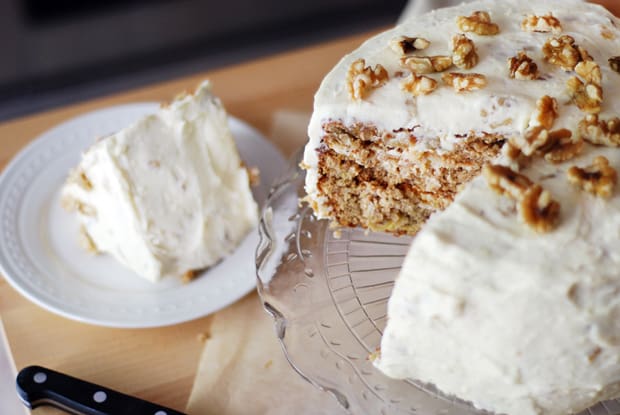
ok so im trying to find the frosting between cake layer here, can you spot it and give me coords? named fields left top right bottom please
left=62, top=81, right=258, bottom=282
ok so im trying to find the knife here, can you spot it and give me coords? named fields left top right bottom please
left=16, top=365, right=187, bottom=415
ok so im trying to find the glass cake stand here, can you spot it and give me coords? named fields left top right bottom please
left=255, top=151, right=620, bottom=415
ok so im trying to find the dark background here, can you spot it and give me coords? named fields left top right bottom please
left=0, top=0, right=407, bottom=121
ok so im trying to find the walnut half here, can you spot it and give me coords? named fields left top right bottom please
left=514, top=126, right=583, bottom=164
left=542, top=35, right=580, bottom=71
left=511, top=95, right=582, bottom=163
left=519, top=185, right=561, bottom=233
left=521, top=13, right=562, bottom=34
left=578, top=114, right=620, bottom=147
left=483, top=164, right=560, bottom=232
left=543, top=130, right=584, bottom=164
left=389, top=36, right=430, bottom=55
left=401, top=74, right=438, bottom=96
left=452, top=34, right=478, bottom=70
left=567, top=76, right=603, bottom=114
left=483, top=164, right=533, bottom=199
left=508, top=52, right=539, bottom=80
left=575, top=60, right=602, bottom=86
left=567, top=156, right=617, bottom=198
left=442, top=72, right=487, bottom=92
left=346, top=58, right=389, bottom=101
left=531, top=95, right=558, bottom=130
left=515, top=126, right=552, bottom=157
left=456, top=11, right=500, bottom=35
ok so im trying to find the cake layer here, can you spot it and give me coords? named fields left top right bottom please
left=315, top=121, right=504, bottom=233
left=316, top=148, right=432, bottom=234
left=62, top=81, right=258, bottom=282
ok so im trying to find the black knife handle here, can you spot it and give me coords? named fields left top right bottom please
left=16, top=365, right=186, bottom=415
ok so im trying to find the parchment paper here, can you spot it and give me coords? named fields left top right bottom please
left=185, top=293, right=347, bottom=415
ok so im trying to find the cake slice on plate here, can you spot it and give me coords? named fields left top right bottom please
left=302, top=0, right=620, bottom=413
left=62, top=81, right=258, bottom=282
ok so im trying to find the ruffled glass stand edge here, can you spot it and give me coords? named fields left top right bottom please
left=255, top=150, right=620, bottom=415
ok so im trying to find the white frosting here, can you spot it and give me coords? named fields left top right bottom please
left=62, top=81, right=258, bottom=282
left=304, top=0, right=620, bottom=219
left=377, top=143, right=620, bottom=415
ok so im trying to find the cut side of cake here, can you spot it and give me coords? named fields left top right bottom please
left=62, top=81, right=258, bottom=282
left=303, top=0, right=620, bottom=236
left=303, top=0, right=620, bottom=413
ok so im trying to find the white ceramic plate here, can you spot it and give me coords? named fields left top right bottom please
left=0, top=103, right=286, bottom=328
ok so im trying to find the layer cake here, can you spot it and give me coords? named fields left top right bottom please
left=303, top=0, right=620, bottom=413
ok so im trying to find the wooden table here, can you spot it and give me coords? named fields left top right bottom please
left=0, top=30, right=375, bottom=414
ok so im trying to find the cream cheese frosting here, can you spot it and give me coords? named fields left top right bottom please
left=376, top=143, right=620, bottom=415
left=61, top=81, right=258, bottom=282
left=304, top=0, right=620, bottom=220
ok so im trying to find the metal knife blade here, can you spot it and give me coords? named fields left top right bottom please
left=16, top=365, right=187, bottom=415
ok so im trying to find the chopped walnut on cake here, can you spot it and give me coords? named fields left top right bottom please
left=542, top=35, right=581, bottom=71
left=456, top=11, right=499, bottom=35
left=513, top=127, right=583, bottom=164
left=429, top=56, right=454, bottom=72
left=515, top=126, right=554, bottom=157
left=519, top=184, right=561, bottom=233
left=401, top=55, right=453, bottom=74
left=543, top=130, right=584, bottom=164
left=567, top=156, right=617, bottom=198
left=508, top=52, right=539, bottom=80
left=579, top=114, right=620, bottom=146
left=575, top=60, right=602, bottom=86
left=483, top=164, right=533, bottom=199
left=531, top=95, right=559, bottom=130
left=390, top=36, right=430, bottom=55
left=442, top=72, right=487, bottom=92
left=567, top=76, right=603, bottom=114
left=483, top=164, right=560, bottom=232
left=452, top=34, right=478, bottom=69
left=401, top=74, right=438, bottom=96
left=346, top=59, right=389, bottom=101
left=511, top=95, right=583, bottom=163
left=521, top=13, right=562, bottom=33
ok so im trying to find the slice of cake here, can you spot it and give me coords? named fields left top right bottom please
left=61, top=81, right=258, bottom=282
left=303, top=0, right=620, bottom=413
